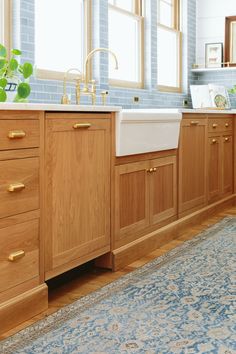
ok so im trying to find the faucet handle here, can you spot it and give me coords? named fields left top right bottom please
left=89, top=80, right=96, bottom=93
left=101, top=90, right=109, bottom=106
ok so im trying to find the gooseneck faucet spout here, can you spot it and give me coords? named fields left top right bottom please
left=83, top=48, right=118, bottom=91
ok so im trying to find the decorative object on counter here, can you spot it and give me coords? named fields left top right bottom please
left=0, top=44, right=33, bottom=102
left=1, top=217, right=235, bottom=353
left=225, top=16, right=236, bottom=66
left=205, top=42, right=223, bottom=68
left=61, top=48, right=118, bottom=105
left=190, top=84, right=231, bottom=109
left=228, top=84, right=236, bottom=94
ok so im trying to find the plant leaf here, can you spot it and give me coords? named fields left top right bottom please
left=22, top=62, right=33, bottom=79
left=0, top=87, right=7, bottom=102
left=0, top=78, right=7, bottom=88
left=9, top=58, right=18, bottom=71
left=0, top=58, right=6, bottom=69
left=11, top=48, right=22, bottom=56
left=0, top=44, right=7, bottom=58
left=17, top=82, right=31, bottom=98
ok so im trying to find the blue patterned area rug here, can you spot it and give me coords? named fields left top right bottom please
left=1, top=217, right=236, bottom=354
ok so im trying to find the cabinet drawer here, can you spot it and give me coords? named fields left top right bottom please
left=208, top=118, right=233, bottom=133
left=0, top=157, right=39, bottom=218
left=0, top=120, right=39, bottom=150
left=0, top=219, right=39, bottom=293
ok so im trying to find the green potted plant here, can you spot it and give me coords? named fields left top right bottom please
left=228, top=85, right=236, bottom=94
left=0, top=43, right=33, bottom=102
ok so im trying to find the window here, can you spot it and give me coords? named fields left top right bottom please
left=0, top=0, right=11, bottom=51
left=157, top=0, right=182, bottom=92
left=35, top=0, right=90, bottom=79
left=108, top=0, right=143, bottom=88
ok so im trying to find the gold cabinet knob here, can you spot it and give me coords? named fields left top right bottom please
left=190, top=121, right=199, bottom=125
left=7, top=182, right=25, bottom=192
left=224, top=137, right=229, bottom=142
left=212, top=139, right=217, bottom=144
left=8, top=130, right=26, bottom=139
left=73, top=123, right=91, bottom=129
left=225, top=123, right=229, bottom=127
left=149, top=168, right=154, bottom=173
left=212, top=123, right=218, bottom=128
left=153, top=167, right=157, bottom=172
left=8, top=250, right=25, bottom=262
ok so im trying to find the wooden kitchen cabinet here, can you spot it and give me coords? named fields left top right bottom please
left=178, top=116, right=207, bottom=216
left=208, top=116, right=233, bottom=203
left=44, top=113, right=111, bottom=279
left=114, top=155, right=177, bottom=248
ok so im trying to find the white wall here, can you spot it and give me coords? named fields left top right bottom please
left=196, top=0, right=236, bottom=65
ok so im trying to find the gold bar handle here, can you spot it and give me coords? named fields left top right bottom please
left=8, top=250, right=25, bottom=262
left=8, top=130, right=26, bottom=139
left=190, top=121, right=199, bottom=125
left=212, top=139, right=217, bottom=144
left=8, top=182, right=25, bottom=192
left=212, top=124, right=218, bottom=128
left=73, top=123, right=91, bottom=129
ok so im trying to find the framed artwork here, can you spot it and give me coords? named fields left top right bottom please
left=205, top=43, right=223, bottom=68
left=225, top=16, right=236, bottom=66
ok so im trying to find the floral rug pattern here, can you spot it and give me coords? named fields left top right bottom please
left=0, top=217, right=236, bottom=353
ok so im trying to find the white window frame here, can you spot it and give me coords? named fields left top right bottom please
left=0, top=0, right=12, bottom=55
left=157, top=0, right=182, bottom=92
left=108, top=0, right=144, bottom=88
left=35, top=0, right=91, bottom=80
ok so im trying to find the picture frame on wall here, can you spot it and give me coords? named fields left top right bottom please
left=205, top=42, right=223, bottom=68
left=225, top=16, right=236, bottom=66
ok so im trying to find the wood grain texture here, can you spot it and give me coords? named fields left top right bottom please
left=44, top=115, right=111, bottom=277
left=0, top=157, right=39, bottom=218
left=0, top=284, right=48, bottom=336
left=150, top=156, right=177, bottom=225
left=222, top=134, right=233, bottom=196
left=208, top=136, right=222, bottom=203
left=0, top=119, right=39, bottom=150
left=178, top=117, right=208, bottom=214
left=0, top=219, right=39, bottom=293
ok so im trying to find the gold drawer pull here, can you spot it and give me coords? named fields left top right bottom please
left=146, top=168, right=153, bottom=173
left=212, top=139, right=217, bottom=144
left=190, top=121, right=199, bottom=125
left=224, top=137, right=230, bottom=142
left=212, top=123, right=218, bottom=128
left=8, top=182, right=25, bottom=192
left=73, top=123, right=91, bottom=129
left=8, top=250, right=25, bottom=262
left=225, top=123, right=229, bottom=127
left=153, top=167, right=157, bottom=172
left=8, top=130, right=26, bottom=139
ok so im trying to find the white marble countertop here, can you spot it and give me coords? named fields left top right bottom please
left=0, top=102, right=122, bottom=112
left=0, top=103, right=236, bottom=114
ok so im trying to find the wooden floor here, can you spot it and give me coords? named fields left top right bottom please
left=1, top=205, right=236, bottom=340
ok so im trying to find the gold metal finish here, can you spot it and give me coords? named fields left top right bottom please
left=8, top=130, right=26, bottom=139
left=61, top=68, right=82, bottom=104
left=101, top=90, right=108, bottom=105
left=81, top=48, right=118, bottom=104
left=212, top=123, right=218, bottom=128
left=212, top=139, right=217, bottom=144
left=224, top=137, right=230, bottom=142
left=8, top=250, right=25, bottom=262
left=190, top=121, right=199, bottom=125
left=225, top=123, right=229, bottom=127
left=8, top=182, right=25, bottom=192
left=73, top=123, right=91, bottom=129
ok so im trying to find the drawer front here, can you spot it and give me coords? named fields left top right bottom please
left=0, top=120, right=39, bottom=150
left=0, top=219, right=39, bottom=293
left=208, top=118, right=233, bottom=133
left=0, top=157, right=39, bottom=218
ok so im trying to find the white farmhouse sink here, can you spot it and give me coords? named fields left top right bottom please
left=116, top=109, right=182, bottom=156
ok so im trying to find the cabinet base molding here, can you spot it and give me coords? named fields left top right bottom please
left=110, top=194, right=236, bottom=271
left=0, top=284, right=48, bottom=335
